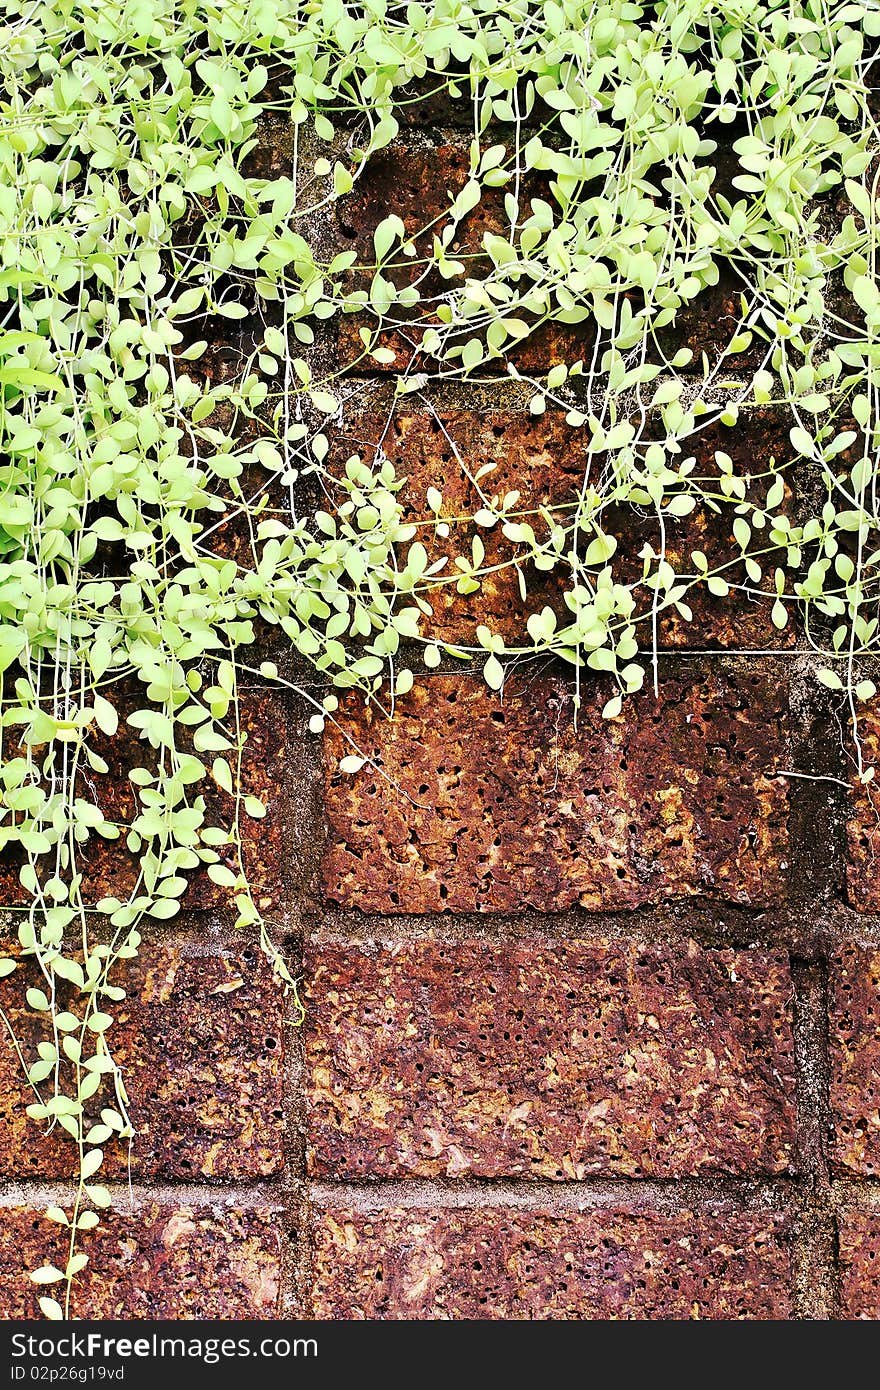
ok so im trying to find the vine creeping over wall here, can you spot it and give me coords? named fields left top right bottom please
left=0, top=0, right=879, bottom=1316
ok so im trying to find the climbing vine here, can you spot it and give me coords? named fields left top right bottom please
left=0, top=0, right=879, bottom=1317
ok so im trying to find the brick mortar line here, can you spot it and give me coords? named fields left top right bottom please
left=21, top=903, right=880, bottom=954
left=307, top=1175, right=802, bottom=1211
left=331, top=371, right=829, bottom=419
left=0, top=1181, right=286, bottom=1208
left=305, top=1175, right=880, bottom=1208
left=279, top=159, right=331, bottom=1319
left=784, top=656, right=849, bottom=1316
left=790, top=956, right=839, bottom=1318
left=101, top=899, right=880, bottom=954
left=306, top=914, right=782, bottom=943
left=830, top=1179, right=880, bottom=1204
left=302, top=908, right=880, bottom=951
left=1, top=1173, right=877, bottom=1213
left=303, top=1175, right=880, bottom=1230
left=282, top=980, right=310, bottom=1317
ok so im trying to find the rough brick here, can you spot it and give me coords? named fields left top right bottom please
left=187, top=688, right=288, bottom=912
left=305, top=938, right=795, bottom=1179
left=0, top=688, right=287, bottom=911
left=0, top=945, right=284, bottom=1180
left=330, top=139, right=576, bottom=372
left=333, top=141, right=540, bottom=370
left=839, top=1209, right=880, bottom=1318
left=0, top=1203, right=281, bottom=1319
left=311, top=1205, right=792, bottom=1319
left=321, top=670, right=789, bottom=913
left=829, top=945, right=880, bottom=1177
left=330, top=407, right=796, bottom=647
left=0, top=51, right=863, bottom=1329
left=242, top=107, right=296, bottom=180
left=846, top=710, right=880, bottom=911
left=332, top=141, right=770, bottom=374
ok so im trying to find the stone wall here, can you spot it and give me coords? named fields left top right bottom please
left=2, top=96, right=880, bottom=1324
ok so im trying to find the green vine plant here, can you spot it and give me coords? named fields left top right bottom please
left=0, top=0, right=878, bottom=1317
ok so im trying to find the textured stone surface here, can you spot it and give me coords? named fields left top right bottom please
left=333, top=141, right=563, bottom=372
left=0, top=99, right=862, bottom=1325
left=321, top=670, right=789, bottom=913
left=0, top=1203, right=281, bottom=1319
left=311, top=1205, right=792, bottom=1319
left=305, top=939, right=796, bottom=1178
left=332, top=140, right=769, bottom=374
left=329, top=407, right=796, bottom=647
left=829, top=945, right=880, bottom=1177
left=846, top=710, right=880, bottom=911
left=0, top=945, right=284, bottom=1180
left=187, top=688, right=288, bottom=911
left=839, top=1210, right=880, bottom=1318
left=0, top=689, right=287, bottom=910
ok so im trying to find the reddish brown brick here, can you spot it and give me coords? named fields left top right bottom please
left=330, top=407, right=796, bottom=648
left=839, top=1209, right=880, bottom=1318
left=333, top=141, right=557, bottom=372
left=332, top=142, right=606, bottom=373
left=333, top=141, right=774, bottom=375
left=0, top=1202, right=281, bottom=1318
left=0, top=688, right=287, bottom=911
left=829, top=945, right=880, bottom=1176
left=242, top=105, right=296, bottom=180
left=188, top=687, right=288, bottom=912
left=311, top=1205, right=792, bottom=1319
left=321, top=670, right=789, bottom=913
left=0, top=944, right=284, bottom=1180
left=305, top=938, right=795, bottom=1179
left=847, top=710, right=880, bottom=911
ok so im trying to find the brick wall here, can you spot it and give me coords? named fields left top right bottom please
left=2, top=106, right=880, bottom=1324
